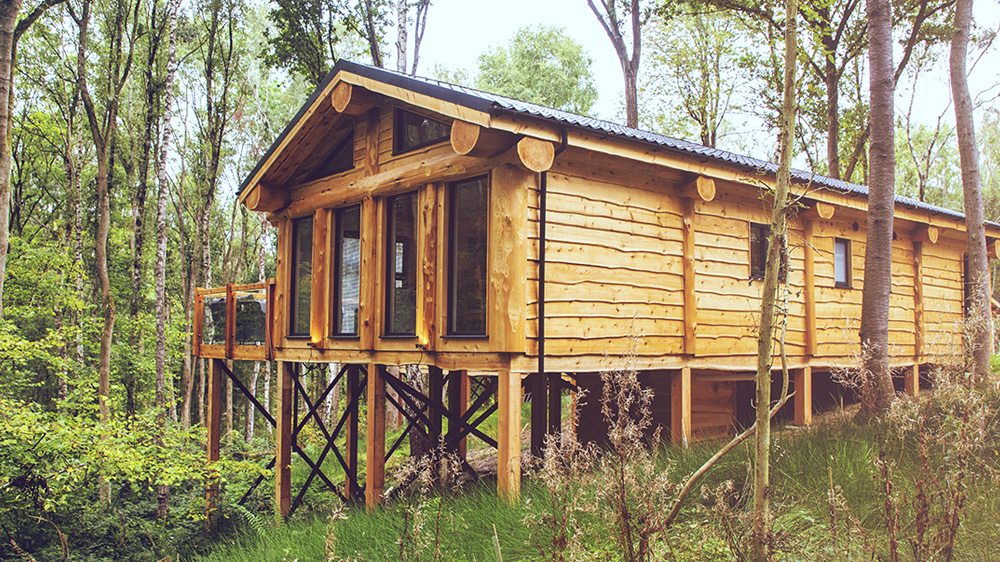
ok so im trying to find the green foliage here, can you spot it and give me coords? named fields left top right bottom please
left=475, top=25, right=597, bottom=116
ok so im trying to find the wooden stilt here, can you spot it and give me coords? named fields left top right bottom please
left=447, top=370, right=469, bottom=460
left=906, top=364, right=920, bottom=397
left=275, top=361, right=294, bottom=518
left=206, top=358, right=223, bottom=523
left=794, top=367, right=812, bottom=426
left=548, top=372, right=562, bottom=438
left=365, top=364, right=386, bottom=512
left=344, top=365, right=359, bottom=499
left=429, top=366, right=443, bottom=448
left=671, top=367, right=692, bottom=448
left=497, top=369, right=521, bottom=501
left=530, top=371, right=546, bottom=457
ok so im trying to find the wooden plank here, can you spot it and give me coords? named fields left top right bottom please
left=913, top=241, right=924, bottom=359
left=345, top=365, right=359, bottom=500
left=682, top=197, right=697, bottom=355
left=366, top=364, right=386, bottom=511
left=804, top=219, right=817, bottom=356
left=205, top=358, right=224, bottom=520
left=496, top=368, right=522, bottom=501
left=311, top=209, right=330, bottom=346
left=365, top=107, right=381, bottom=176
left=671, top=367, right=692, bottom=448
left=359, top=198, right=378, bottom=349
left=794, top=367, right=812, bottom=426
left=448, top=369, right=470, bottom=460
left=490, top=164, right=530, bottom=353
left=429, top=366, right=444, bottom=447
left=906, top=364, right=920, bottom=396
left=418, top=184, right=438, bottom=350
left=275, top=361, right=294, bottom=517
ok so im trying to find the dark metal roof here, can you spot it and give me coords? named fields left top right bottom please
left=240, top=59, right=972, bottom=225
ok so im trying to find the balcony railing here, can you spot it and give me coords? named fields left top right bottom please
left=193, top=280, right=276, bottom=361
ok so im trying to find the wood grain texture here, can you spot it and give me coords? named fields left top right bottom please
left=490, top=165, right=530, bottom=353
left=496, top=369, right=522, bottom=500
left=366, top=364, right=386, bottom=511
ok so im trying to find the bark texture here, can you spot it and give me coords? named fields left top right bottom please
left=0, top=0, right=21, bottom=321
left=587, top=0, right=641, bottom=127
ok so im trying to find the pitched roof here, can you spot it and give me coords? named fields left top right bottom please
left=241, top=59, right=971, bottom=224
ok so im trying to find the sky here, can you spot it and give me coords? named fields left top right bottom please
left=414, top=0, right=1000, bottom=154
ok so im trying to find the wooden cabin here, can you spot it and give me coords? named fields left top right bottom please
left=195, top=60, right=1000, bottom=514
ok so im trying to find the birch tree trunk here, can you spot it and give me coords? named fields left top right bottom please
left=751, top=0, right=796, bottom=558
left=950, top=0, right=990, bottom=383
left=0, top=0, right=21, bottom=321
left=587, top=0, right=641, bottom=128
left=859, top=0, right=897, bottom=419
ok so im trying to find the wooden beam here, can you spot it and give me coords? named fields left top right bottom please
left=905, top=364, right=919, bottom=397
left=803, top=220, right=817, bottom=356
left=310, top=209, right=330, bottom=347
left=912, top=225, right=939, bottom=244
left=225, top=284, right=235, bottom=359
left=679, top=175, right=716, bottom=202
left=671, top=367, right=692, bottom=448
left=359, top=198, right=378, bottom=349
left=244, top=182, right=289, bottom=213
left=450, top=120, right=517, bottom=157
left=793, top=367, right=812, bottom=426
left=344, top=365, right=360, bottom=500
left=365, top=107, right=381, bottom=176
left=913, top=241, right=924, bottom=358
left=193, top=295, right=204, bottom=357
left=205, top=358, right=223, bottom=522
left=988, top=237, right=1000, bottom=260
left=497, top=369, right=522, bottom=501
left=516, top=136, right=555, bottom=172
left=275, top=362, right=294, bottom=518
left=548, top=372, right=562, bottom=438
left=418, top=184, right=438, bottom=351
left=365, top=364, right=386, bottom=511
left=330, top=82, right=376, bottom=115
left=681, top=198, right=697, bottom=355
left=490, top=165, right=530, bottom=353
left=801, top=201, right=836, bottom=221
left=448, top=370, right=469, bottom=460
left=429, top=366, right=444, bottom=448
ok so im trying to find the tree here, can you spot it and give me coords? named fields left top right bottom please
left=859, top=0, right=897, bottom=420
left=588, top=0, right=643, bottom=127
left=950, top=0, right=989, bottom=382
left=394, top=0, right=429, bottom=75
left=475, top=25, right=598, bottom=116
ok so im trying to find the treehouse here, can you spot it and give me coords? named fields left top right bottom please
left=194, top=59, right=1000, bottom=515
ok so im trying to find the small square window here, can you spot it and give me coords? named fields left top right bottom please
left=834, top=238, right=851, bottom=288
left=393, top=109, right=450, bottom=154
left=750, top=222, right=787, bottom=282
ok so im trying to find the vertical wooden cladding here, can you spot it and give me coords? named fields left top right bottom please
left=489, top=164, right=529, bottom=353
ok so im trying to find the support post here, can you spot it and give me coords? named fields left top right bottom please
left=671, top=367, right=692, bottom=448
left=206, top=358, right=223, bottom=522
left=365, top=364, right=386, bottom=512
left=906, top=364, right=920, bottom=397
left=530, top=371, right=546, bottom=457
left=681, top=198, right=697, bottom=355
left=794, top=367, right=812, bottom=426
left=274, top=362, right=294, bottom=518
left=548, top=372, right=562, bottom=438
left=345, top=365, right=360, bottom=500
left=803, top=220, right=817, bottom=356
left=497, top=369, right=521, bottom=501
left=447, top=370, right=469, bottom=460
left=429, top=366, right=444, bottom=448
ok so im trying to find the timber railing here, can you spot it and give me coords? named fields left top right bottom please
left=193, top=280, right=276, bottom=361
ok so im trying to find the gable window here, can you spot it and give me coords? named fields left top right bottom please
left=834, top=238, right=851, bottom=288
left=750, top=222, right=787, bottom=282
left=449, top=176, right=489, bottom=336
left=289, top=216, right=314, bottom=337
left=393, top=108, right=450, bottom=154
left=332, top=205, right=362, bottom=336
left=305, top=132, right=355, bottom=182
left=385, top=192, right=418, bottom=336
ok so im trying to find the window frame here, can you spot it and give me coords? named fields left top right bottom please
left=330, top=204, right=362, bottom=338
left=447, top=175, right=490, bottom=337
left=392, top=108, right=451, bottom=155
left=384, top=191, right=419, bottom=337
left=288, top=215, right=314, bottom=338
left=749, top=222, right=787, bottom=283
left=833, top=237, right=852, bottom=288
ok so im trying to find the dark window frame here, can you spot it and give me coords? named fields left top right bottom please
left=447, top=175, right=490, bottom=337
left=331, top=204, right=362, bottom=338
left=834, top=237, right=852, bottom=288
left=384, top=192, right=418, bottom=337
left=749, top=222, right=787, bottom=283
left=288, top=216, right=314, bottom=338
left=393, top=108, right=451, bottom=155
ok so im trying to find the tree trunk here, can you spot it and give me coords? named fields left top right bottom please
left=859, top=0, right=897, bottom=420
left=395, top=0, right=406, bottom=73
left=587, top=0, right=641, bottom=128
left=751, top=0, right=797, bottom=559
left=262, top=361, right=271, bottom=434
left=0, top=0, right=22, bottom=321
left=823, top=15, right=840, bottom=180
left=950, top=0, right=990, bottom=383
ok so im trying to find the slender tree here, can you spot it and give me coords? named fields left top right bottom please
left=587, top=0, right=642, bottom=127
left=950, top=0, right=990, bottom=382
left=859, top=0, right=897, bottom=419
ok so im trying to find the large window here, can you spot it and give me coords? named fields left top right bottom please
left=449, top=176, right=489, bottom=335
left=393, top=109, right=450, bottom=154
left=386, top=193, right=418, bottom=335
left=289, top=216, right=313, bottom=337
left=750, top=222, right=787, bottom=282
left=834, top=238, right=851, bottom=288
left=332, top=205, right=362, bottom=336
